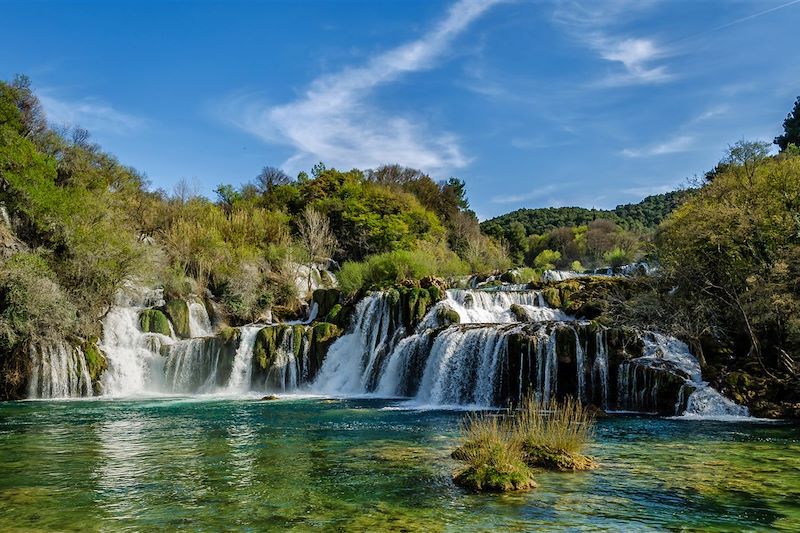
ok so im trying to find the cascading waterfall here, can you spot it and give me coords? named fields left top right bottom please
left=313, top=288, right=578, bottom=407
left=592, top=330, right=609, bottom=410
left=223, top=326, right=261, bottom=393
left=313, top=293, right=403, bottom=394
left=100, top=290, right=171, bottom=396
left=188, top=301, right=214, bottom=337
left=27, top=341, right=93, bottom=399
left=41, top=279, right=747, bottom=416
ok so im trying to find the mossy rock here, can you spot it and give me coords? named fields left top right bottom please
left=272, top=305, right=303, bottom=322
left=253, top=326, right=283, bottom=371
left=324, top=303, right=342, bottom=324
left=453, top=460, right=537, bottom=492
left=542, top=287, right=562, bottom=308
left=437, top=307, right=460, bottom=327
left=510, top=304, right=528, bottom=322
left=82, top=336, right=107, bottom=394
left=522, top=444, right=596, bottom=471
left=218, top=326, right=241, bottom=345
left=311, top=321, right=342, bottom=344
left=312, top=288, right=341, bottom=319
left=163, top=298, right=190, bottom=338
left=139, top=309, right=171, bottom=336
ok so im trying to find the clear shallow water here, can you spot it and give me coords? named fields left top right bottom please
left=0, top=398, right=798, bottom=532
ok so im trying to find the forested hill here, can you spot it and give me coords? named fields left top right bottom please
left=480, top=189, right=693, bottom=236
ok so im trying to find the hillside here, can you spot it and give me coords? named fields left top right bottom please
left=480, top=189, right=694, bottom=237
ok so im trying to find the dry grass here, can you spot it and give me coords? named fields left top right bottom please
left=452, top=396, right=598, bottom=486
left=452, top=412, right=536, bottom=492
left=514, top=395, right=595, bottom=454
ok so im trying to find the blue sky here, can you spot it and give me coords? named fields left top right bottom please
left=3, top=0, right=799, bottom=219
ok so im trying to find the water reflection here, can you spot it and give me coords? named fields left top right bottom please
left=0, top=399, right=797, bottom=531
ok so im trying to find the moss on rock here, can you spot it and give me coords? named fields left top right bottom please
left=454, top=458, right=537, bottom=492
left=437, top=307, right=460, bottom=327
left=163, top=298, right=190, bottom=338
left=522, top=443, right=596, bottom=471
left=312, top=288, right=341, bottom=320
left=542, top=287, right=562, bottom=308
left=139, top=309, right=171, bottom=336
left=82, top=336, right=107, bottom=394
left=510, top=304, right=528, bottom=322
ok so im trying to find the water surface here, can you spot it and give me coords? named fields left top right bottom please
left=0, top=397, right=798, bottom=531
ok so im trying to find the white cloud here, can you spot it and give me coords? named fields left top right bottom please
left=39, top=93, right=145, bottom=134
left=621, top=135, right=694, bottom=158
left=225, top=0, right=503, bottom=174
left=553, top=0, right=672, bottom=86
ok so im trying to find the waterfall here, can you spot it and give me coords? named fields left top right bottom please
left=592, top=330, right=609, bottom=410
left=574, top=329, right=586, bottom=403
left=312, top=287, right=575, bottom=407
left=620, top=332, right=749, bottom=417
left=188, top=301, right=214, bottom=337
left=415, top=326, right=512, bottom=406
left=100, top=303, right=170, bottom=396
left=27, top=341, right=93, bottom=399
left=225, top=326, right=261, bottom=393
left=313, top=293, right=401, bottom=394
left=263, top=329, right=301, bottom=392
left=164, top=338, right=230, bottom=393
left=443, top=289, right=568, bottom=323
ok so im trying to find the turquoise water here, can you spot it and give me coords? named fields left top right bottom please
left=0, top=397, right=798, bottom=532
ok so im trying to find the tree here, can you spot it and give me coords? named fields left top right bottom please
left=297, top=207, right=337, bottom=264
left=255, top=166, right=291, bottom=195
left=775, top=96, right=800, bottom=151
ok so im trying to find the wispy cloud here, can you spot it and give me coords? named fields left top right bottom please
left=620, top=183, right=680, bottom=198
left=621, top=134, right=693, bottom=158
left=553, top=0, right=672, bottom=87
left=225, top=0, right=503, bottom=174
left=39, top=93, right=145, bottom=134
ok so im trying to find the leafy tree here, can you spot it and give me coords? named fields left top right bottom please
left=775, top=96, right=800, bottom=151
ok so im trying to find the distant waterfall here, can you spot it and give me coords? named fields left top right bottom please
left=27, top=341, right=93, bottom=399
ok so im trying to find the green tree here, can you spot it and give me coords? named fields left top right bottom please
left=774, top=96, right=800, bottom=151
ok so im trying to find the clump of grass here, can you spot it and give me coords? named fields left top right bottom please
left=452, top=412, right=536, bottom=492
left=514, top=395, right=596, bottom=471
left=452, top=397, right=597, bottom=492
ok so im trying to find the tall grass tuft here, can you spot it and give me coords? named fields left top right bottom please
left=514, top=395, right=594, bottom=454
left=452, top=412, right=536, bottom=492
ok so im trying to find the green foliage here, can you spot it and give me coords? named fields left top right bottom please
left=657, top=145, right=800, bottom=383
left=533, top=249, right=561, bottom=270
left=775, top=96, right=800, bottom=151
left=481, top=190, right=691, bottom=237
left=336, top=244, right=469, bottom=296
left=602, top=247, right=631, bottom=267
left=0, top=252, right=77, bottom=350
